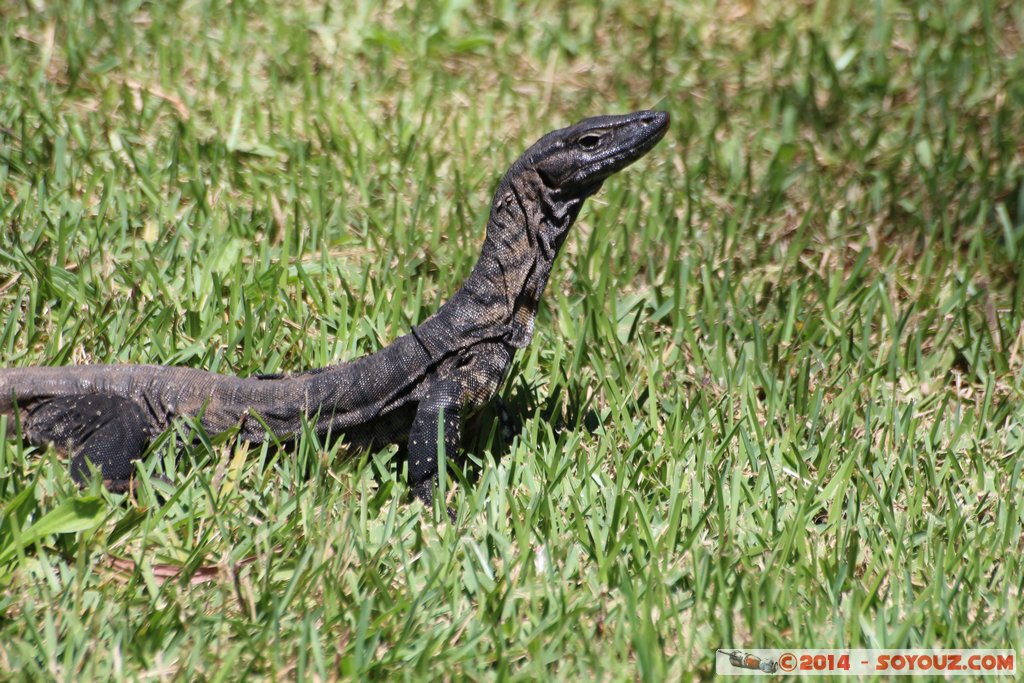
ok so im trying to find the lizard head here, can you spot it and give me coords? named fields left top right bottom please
left=527, top=110, right=670, bottom=196
left=457, top=111, right=670, bottom=349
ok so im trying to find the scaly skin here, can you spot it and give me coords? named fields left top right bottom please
left=0, top=110, right=670, bottom=512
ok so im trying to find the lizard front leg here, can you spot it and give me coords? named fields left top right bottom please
left=407, top=379, right=463, bottom=519
left=406, top=343, right=513, bottom=519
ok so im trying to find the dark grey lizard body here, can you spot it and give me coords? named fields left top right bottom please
left=0, top=110, right=669, bottom=510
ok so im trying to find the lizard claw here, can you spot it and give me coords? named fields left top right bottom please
left=494, top=397, right=522, bottom=443
left=410, top=479, right=456, bottom=523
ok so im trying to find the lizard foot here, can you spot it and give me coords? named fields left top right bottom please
left=411, top=479, right=456, bottom=523
left=494, top=397, right=523, bottom=443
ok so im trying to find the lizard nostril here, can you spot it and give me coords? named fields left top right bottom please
left=638, top=112, right=668, bottom=128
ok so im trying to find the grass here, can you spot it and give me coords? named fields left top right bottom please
left=1, top=0, right=1023, bottom=679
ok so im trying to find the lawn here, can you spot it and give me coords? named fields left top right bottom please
left=1, top=0, right=1022, bottom=679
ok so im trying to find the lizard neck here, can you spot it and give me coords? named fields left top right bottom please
left=415, top=166, right=597, bottom=355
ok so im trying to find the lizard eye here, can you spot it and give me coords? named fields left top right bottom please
left=578, top=134, right=602, bottom=150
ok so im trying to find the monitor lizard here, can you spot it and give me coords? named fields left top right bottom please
left=0, top=110, right=669, bottom=514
